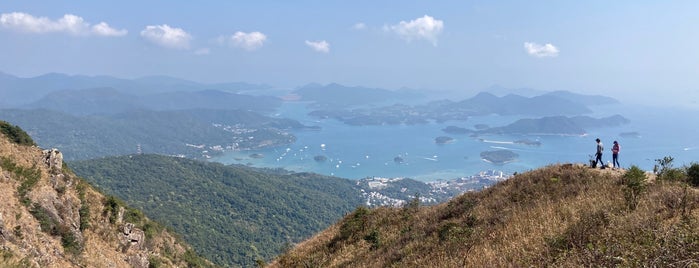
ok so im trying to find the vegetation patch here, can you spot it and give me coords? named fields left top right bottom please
left=0, top=120, right=35, bottom=146
left=686, top=162, right=699, bottom=187
left=621, top=166, right=647, bottom=210
left=1, top=157, right=42, bottom=206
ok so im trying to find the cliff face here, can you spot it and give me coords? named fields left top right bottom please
left=273, top=164, right=699, bottom=267
left=0, top=131, right=213, bottom=267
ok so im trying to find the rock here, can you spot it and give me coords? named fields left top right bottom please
left=0, top=212, right=5, bottom=241
left=127, top=253, right=150, bottom=268
left=122, top=223, right=145, bottom=249
left=42, top=149, right=63, bottom=172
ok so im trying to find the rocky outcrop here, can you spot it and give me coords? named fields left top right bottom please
left=122, top=223, right=145, bottom=249
left=42, top=148, right=63, bottom=172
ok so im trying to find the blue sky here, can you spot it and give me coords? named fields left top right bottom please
left=1, top=1, right=698, bottom=106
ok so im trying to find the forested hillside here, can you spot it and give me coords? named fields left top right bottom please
left=70, top=154, right=364, bottom=267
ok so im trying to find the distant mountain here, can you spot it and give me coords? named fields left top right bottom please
left=23, top=87, right=145, bottom=115
left=0, top=126, right=214, bottom=267
left=307, top=92, right=595, bottom=126
left=1, top=108, right=305, bottom=160
left=23, top=87, right=281, bottom=115
left=484, top=84, right=548, bottom=97
left=451, top=92, right=592, bottom=116
left=480, top=115, right=630, bottom=135
left=140, top=89, right=281, bottom=113
left=542, top=90, right=619, bottom=106
left=273, top=164, right=699, bottom=267
left=294, top=83, right=421, bottom=108
left=0, top=72, right=272, bottom=108
left=484, top=86, right=620, bottom=106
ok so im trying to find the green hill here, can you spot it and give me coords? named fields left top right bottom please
left=69, top=154, right=364, bottom=267
left=273, top=164, right=699, bottom=267
left=0, top=123, right=214, bottom=268
left=1, top=108, right=304, bottom=160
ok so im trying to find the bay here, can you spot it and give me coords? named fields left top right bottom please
left=211, top=102, right=699, bottom=181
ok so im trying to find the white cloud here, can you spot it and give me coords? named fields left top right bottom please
left=140, top=24, right=191, bottom=50
left=0, top=12, right=126, bottom=37
left=385, top=15, right=443, bottom=46
left=91, top=22, right=127, bottom=36
left=353, top=22, right=366, bottom=30
left=230, top=31, right=267, bottom=50
left=524, top=42, right=559, bottom=57
left=194, top=48, right=210, bottom=55
left=305, top=40, right=329, bottom=53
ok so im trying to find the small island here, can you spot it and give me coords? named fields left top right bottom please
left=480, top=150, right=519, bottom=165
left=514, top=139, right=542, bottom=146
left=313, top=155, right=328, bottom=162
left=435, top=136, right=455, bottom=144
left=394, top=156, right=405, bottom=164
left=442, top=126, right=473, bottom=134
left=474, top=124, right=490, bottom=130
left=620, top=131, right=641, bottom=138
left=249, top=153, right=264, bottom=159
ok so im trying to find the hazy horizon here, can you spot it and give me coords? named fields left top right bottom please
left=2, top=1, right=699, bottom=107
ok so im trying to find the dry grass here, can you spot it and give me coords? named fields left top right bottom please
left=271, top=164, right=699, bottom=267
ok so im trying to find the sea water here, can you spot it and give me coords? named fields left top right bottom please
left=211, top=102, right=699, bottom=181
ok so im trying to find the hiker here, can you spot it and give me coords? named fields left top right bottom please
left=594, top=138, right=604, bottom=168
left=612, top=140, right=620, bottom=169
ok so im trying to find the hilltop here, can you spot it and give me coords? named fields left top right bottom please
left=273, top=164, right=699, bottom=267
left=0, top=121, right=214, bottom=268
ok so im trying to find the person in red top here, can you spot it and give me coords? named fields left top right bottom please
left=612, top=140, right=620, bottom=169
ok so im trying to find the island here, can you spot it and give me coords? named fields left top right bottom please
left=474, top=124, right=490, bottom=130
left=480, top=150, right=519, bottom=165
left=442, top=126, right=473, bottom=134
left=620, top=131, right=641, bottom=138
left=514, top=139, right=542, bottom=146
left=306, top=91, right=604, bottom=126
left=394, top=156, right=405, bottom=164
left=435, top=136, right=455, bottom=144
left=249, top=153, right=264, bottom=159
left=313, top=155, right=328, bottom=162
left=478, top=115, right=629, bottom=136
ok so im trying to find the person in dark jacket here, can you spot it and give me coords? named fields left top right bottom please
left=612, top=140, right=620, bottom=169
left=594, top=138, right=604, bottom=168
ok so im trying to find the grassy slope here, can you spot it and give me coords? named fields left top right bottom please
left=273, top=164, right=699, bottom=267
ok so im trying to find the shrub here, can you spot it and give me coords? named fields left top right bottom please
left=622, top=166, right=647, bottom=210
left=654, top=156, right=686, bottom=182
left=79, top=204, right=91, bottom=231
left=103, top=195, right=122, bottom=223
left=338, top=207, right=370, bottom=241
left=124, top=207, right=145, bottom=224
left=29, top=205, right=58, bottom=235
left=437, top=221, right=472, bottom=243
left=686, top=163, right=699, bottom=187
left=364, top=229, right=381, bottom=250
